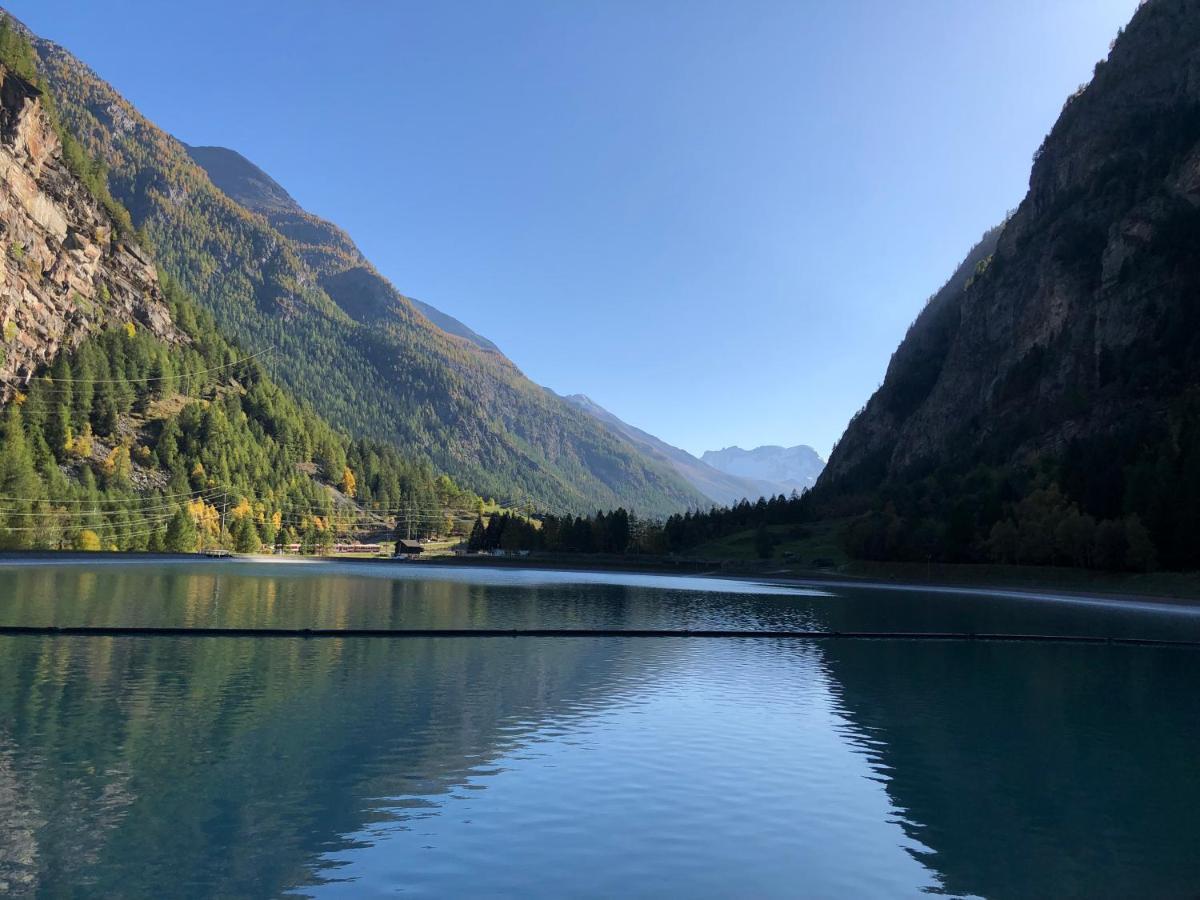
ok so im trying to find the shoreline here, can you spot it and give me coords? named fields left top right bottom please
left=0, top=549, right=1197, bottom=605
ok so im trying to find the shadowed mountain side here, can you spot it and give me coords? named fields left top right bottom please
left=815, top=224, right=1003, bottom=496
left=811, top=0, right=1200, bottom=568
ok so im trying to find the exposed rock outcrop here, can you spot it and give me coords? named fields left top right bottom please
left=0, top=65, right=176, bottom=399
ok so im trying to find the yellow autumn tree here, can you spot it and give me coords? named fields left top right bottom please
left=340, top=466, right=357, bottom=498
left=74, top=529, right=101, bottom=551
left=187, top=498, right=220, bottom=543
left=101, top=445, right=131, bottom=486
left=68, top=423, right=94, bottom=459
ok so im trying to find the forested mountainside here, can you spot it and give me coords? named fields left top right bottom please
left=0, top=29, right=482, bottom=551
left=812, top=0, right=1200, bottom=570
left=562, top=393, right=769, bottom=506
left=182, top=143, right=502, bottom=355
left=9, top=12, right=704, bottom=517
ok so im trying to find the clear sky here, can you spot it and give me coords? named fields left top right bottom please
left=10, top=0, right=1140, bottom=458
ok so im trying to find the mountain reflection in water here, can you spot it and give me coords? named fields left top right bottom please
left=0, top=563, right=1197, bottom=898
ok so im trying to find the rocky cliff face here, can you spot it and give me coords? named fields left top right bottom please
left=818, top=0, right=1200, bottom=520
left=0, top=65, right=174, bottom=399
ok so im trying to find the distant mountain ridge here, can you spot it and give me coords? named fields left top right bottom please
left=701, top=445, right=825, bottom=495
left=564, top=394, right=765, bottom=506
left=564, top=395, right=816, bottom=505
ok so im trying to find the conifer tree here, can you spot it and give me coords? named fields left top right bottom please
left=0, top=406, right=41, bottom=548
left=467, top=516, right=485, bottom=552
left=164, top=508, right=198, bottom=553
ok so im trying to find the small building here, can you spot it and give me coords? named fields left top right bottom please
left=395, top=540, right=425, bottom=557
left=333, top=542, right=383, bottom=555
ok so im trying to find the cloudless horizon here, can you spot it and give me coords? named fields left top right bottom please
left=9, top=0, right=1139, bottom=459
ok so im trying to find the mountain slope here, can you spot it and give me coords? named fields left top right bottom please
left=0, top=43, right=481, bottom=552
left=814, top=0, right=1200, bottom=568
left=562, top=394, right=769, bottom=506
left=10, top=13, right=704, bottom=516
left=701, top=445, right=825, bottom=495
left=183, top=143, right=503, bottom=355
left=816, top=224, right=1002, bottom=495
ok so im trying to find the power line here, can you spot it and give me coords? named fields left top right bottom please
left=0, top=503, right=201, bottom=517
left=27, top=347, right=276, bottom=385
left=0, top=510, right=181, bottom=532
left=0, top=487, right=227, bottom=506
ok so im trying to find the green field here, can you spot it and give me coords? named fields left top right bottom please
left=691, top=518, right=852, bottom=567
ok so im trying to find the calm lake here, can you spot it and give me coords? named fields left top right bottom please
left=0, top=560, right=1198, bottom=897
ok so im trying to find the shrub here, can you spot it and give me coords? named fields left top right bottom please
left=74, top=529, right=101, bottom=551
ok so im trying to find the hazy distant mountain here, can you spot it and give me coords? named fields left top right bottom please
left=701, top=445, right=825, bottom=495
left=563, top=395, right=775, bottom=506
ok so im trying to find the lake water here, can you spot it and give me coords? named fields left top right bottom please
left=0, top=561, right=1198, bottom=897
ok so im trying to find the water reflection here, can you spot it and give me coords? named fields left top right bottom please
left=0, top=566, right=1198, bottom=897
left=821, top=640, right=1200, bottom=898
left=0, top=561, right=826, bottom=633
left=2, top=560, right=1198, bottom=640
left=2, top=635, right=949, bottom=897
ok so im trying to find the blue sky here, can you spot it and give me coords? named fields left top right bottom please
left=11, top=0, right=1140, bottom=458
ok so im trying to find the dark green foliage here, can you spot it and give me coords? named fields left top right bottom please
left=466, top=516, right=486, bottom=552
left=754, top=523, right=773, bottom=559
left=465, top=506, right=641, bottom=555
left=0, top=271, right=482, bottom=552
left=164, top=507, right=197, bottom=553
left=660, top=494, right=808, bottom=555
left=230, top=514, right=261, bottom=554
